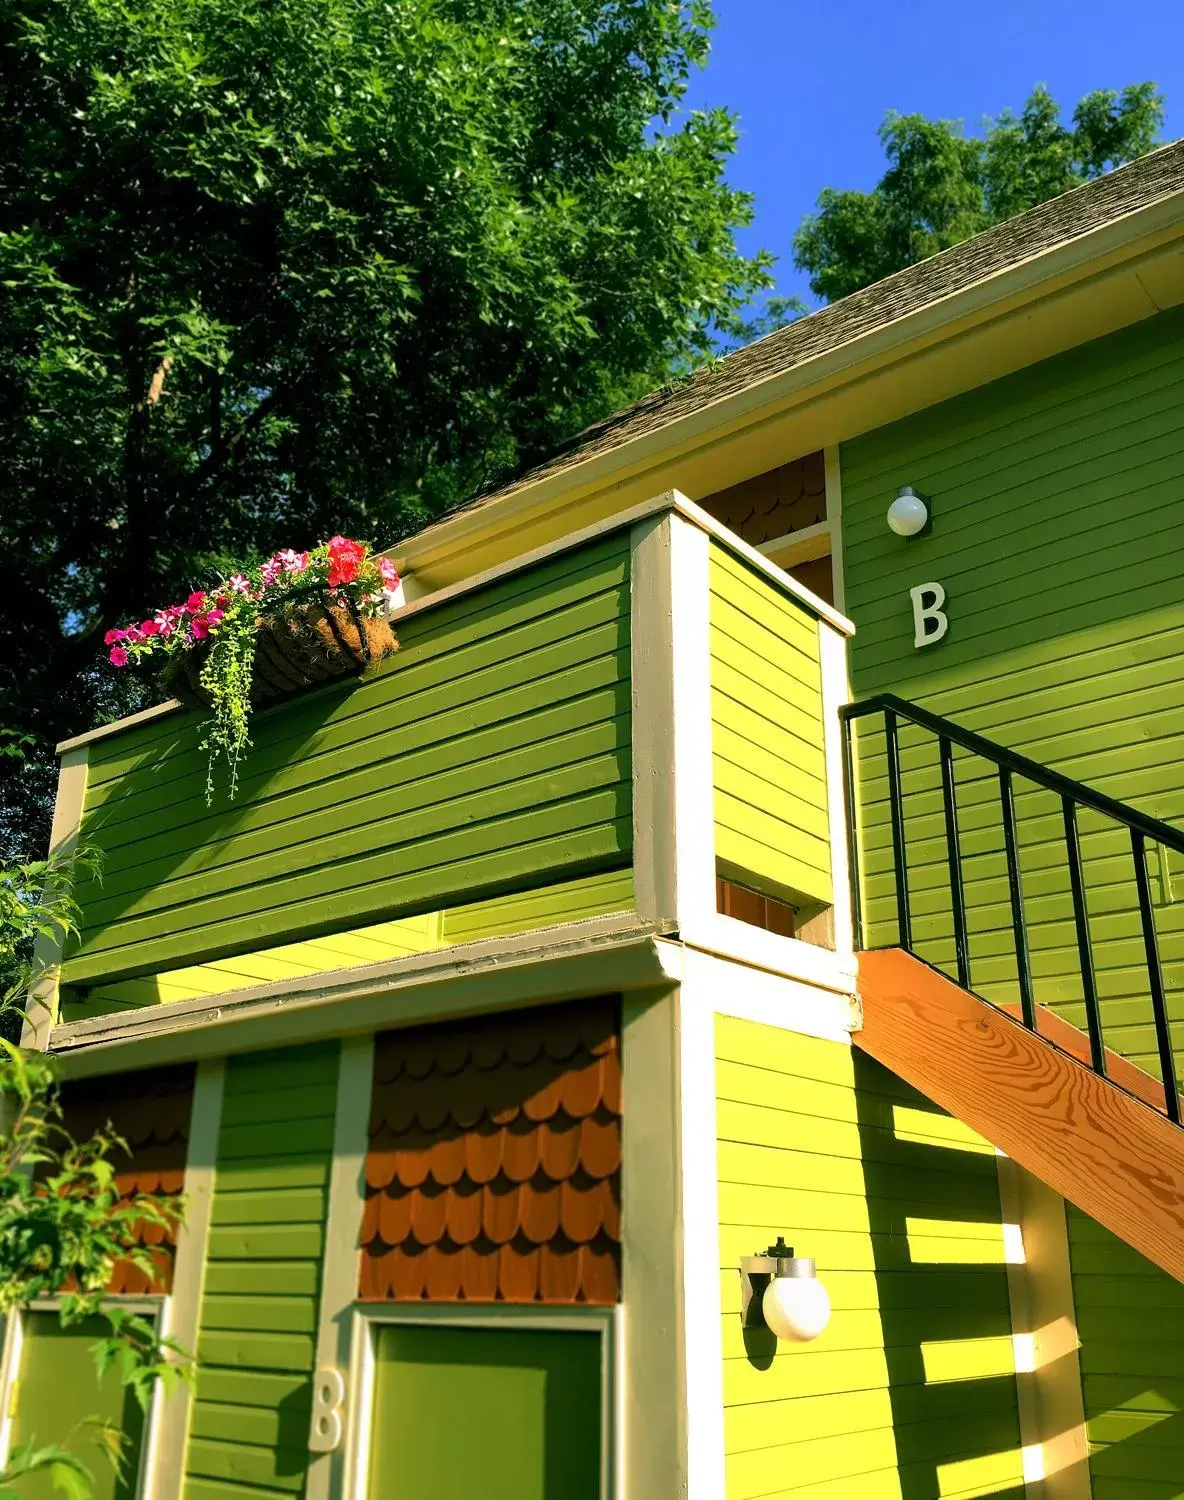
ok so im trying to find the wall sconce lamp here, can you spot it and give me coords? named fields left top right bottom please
left=887, top=486, right=930, bottom=538
left=740, top=1236, right=831, bottom=1341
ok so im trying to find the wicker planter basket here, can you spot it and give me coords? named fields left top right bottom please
left=163, top=599, right=398, bottom=709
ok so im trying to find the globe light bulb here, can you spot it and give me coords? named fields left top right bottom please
left=887, top=487, right=929, bottom=538
left=762, top=1272, right=831, bottom=1342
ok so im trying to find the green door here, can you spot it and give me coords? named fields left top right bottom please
left=367, top=1325, right=602, bottom=1500
left=8, top=1312, right=148, bottom=1500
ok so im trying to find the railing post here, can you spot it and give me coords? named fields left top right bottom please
left=1131, top=829, right=1181, bottom=1124
left=840, top=712, right=863, bottom=951
left=1062, top=798, right=1106, bottom=1077
left=939, top=736, right=970, bottom=990
left=998, top=768, right=1036, bottom=1031
left=884, top=709, right=912, bottom=952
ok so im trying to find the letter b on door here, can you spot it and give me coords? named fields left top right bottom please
left=909, top=582, right=948, bottom=648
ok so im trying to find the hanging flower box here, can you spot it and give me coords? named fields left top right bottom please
left=104, top=536, right=400, bottom=802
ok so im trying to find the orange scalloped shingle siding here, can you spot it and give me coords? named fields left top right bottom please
left=59, top=1064, right=195, bottom=1295
left=361, top=1000, right=621, bottom=1305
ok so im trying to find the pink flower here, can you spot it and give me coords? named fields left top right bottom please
left=228, top=573, right=252, bottom=593
left=189, top=615, right=211, bottom=640
left=327, top=535, right=366, bottom=589
left=139, top=619, right=160, bottom=637
left=277, top=548, right=309, bottom=574
left=186, top=591, right=207, bottom=614
left=260, top=557, right=282, bottom=587
left=378, top=556, right=400, bottom=588
left=214, top=594, right=230, bottom=611
left=206, top=609, right=225, bottom=629
left=123, top=624, right=143, bottom=643
left=103, top=628, right=126, bottom=645
left=108, top=646, right=129, bottom=667
left=154, top=610, right=176, bottom=635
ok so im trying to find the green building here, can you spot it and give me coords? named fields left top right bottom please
left=10, top=138, right=1184, bottom=1500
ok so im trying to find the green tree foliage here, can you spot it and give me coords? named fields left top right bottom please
left=0, top=0, right=771, bottom=853
left=0, top=853, right=187, bottom=1496
left=794, top=83, right=1165, bottom=303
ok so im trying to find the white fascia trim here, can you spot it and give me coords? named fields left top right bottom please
left=669, top=513, right=718, bottom=936
left=401, top=191, right=1184, bottom=581
left=51, top=916, right=680, bottom=1076
left=62, top=490, right=852, bottom=755
left=684, top=910, right=858, bottom=999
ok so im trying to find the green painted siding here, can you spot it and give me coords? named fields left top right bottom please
left=65, top=534, right=633, bottom=988
left=840, top=306, right=1184, bottom=1500
left=184, top=1043, right=339, bottom=1500
left=10, top=1312, right=147, bottom=1500
left=709, top=545, right=832, bottom=910
left=716, top=1015, right=1023, bottom=1499
left=68, top=868, right=635, bottom=1018
left=367, top=1325, right=602, bottom=1499
left=1068, top=1208, right=1184, bottom=1498
left=841, top=307, right=1184, bottom=1082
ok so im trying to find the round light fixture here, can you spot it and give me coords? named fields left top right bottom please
left=887, top=486, right=929, bottom=538
left=762, top=1260, right=832, bottom=1342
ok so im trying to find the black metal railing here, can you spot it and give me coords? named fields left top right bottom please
left=840, top=693, right=1184, bottom=1124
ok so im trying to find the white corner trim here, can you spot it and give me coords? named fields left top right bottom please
left=306, top=1034, right=375, bottom=1500
left=23, top=746, right=89, bottom=1051
left=819, top=621, right=855, bottom=963
left=630, top=513, right=678, bottom=926
left=995, top=1157, right=1092, bottom=1500
left=669, top=512, right=718, bottom=937
left=823, top=447, right=847, bottom=614
left=146, top=1058, right=225, bottom=1500
left=619, top=988, right=688, bottom=1499
left=676, top=972, right=727, bottom=1500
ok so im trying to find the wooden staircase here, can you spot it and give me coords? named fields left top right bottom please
left=840, top=695, right=1184, bottom=1285
left=855, top=949, right=1184, bottom=1282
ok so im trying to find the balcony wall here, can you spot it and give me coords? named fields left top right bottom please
left=61, top=531, right=634, bottom=1008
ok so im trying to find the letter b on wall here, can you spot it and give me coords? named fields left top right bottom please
left=910, top=582, right=948, bottom=649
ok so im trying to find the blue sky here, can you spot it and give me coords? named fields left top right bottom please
left=682, top=0, right=1184, bottom=309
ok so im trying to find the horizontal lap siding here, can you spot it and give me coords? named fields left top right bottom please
left=709, top=545, right=832, bottom=909
left=842, top=307, right=1184, bottom=1087
left=64, top=536, right=633, bottom=986
left=184, top=1043, right=339, bottom=1500
left=1067, top=1207, right=1184, bottom=1498
left=71, top=868, right=635, bottom=1016
left=716, top=1015, right=1022, bottom=1500
left=841, top=306, right=1184, bottom=1500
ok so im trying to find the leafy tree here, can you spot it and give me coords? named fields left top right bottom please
left=794, top=83, right=1165, bottom=303
left=0, top=0, right=771, bottom=855
left=0, top=853, right=187, bottom=1496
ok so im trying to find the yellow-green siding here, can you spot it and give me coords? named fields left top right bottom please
left=709, top=545, right=832, bottom=909
left=64, top=534, right=632, bottom=989
left=184, top=1043, right=339, bottom=1500
left=841, top=306, right=1184, bottom=1083
left=1068, top=1208, right=1184, bottom=1498
left=840, top=306, right=1184, bottom=1497
left=716, top=1015, right=1023, bottom=1499
left=69, top=867, right=634, bottom=1017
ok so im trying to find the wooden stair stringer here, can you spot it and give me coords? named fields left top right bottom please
left=855, top=948, right=1184, bottom=1284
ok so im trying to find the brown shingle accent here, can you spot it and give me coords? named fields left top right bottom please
left=421, top=139, right=1184, bottom=530
left=59, top=1065, right=195, bottom=1294
left=699, top=452, right=826, bottom=546
left=361, top=1000, right=621, bottom=1304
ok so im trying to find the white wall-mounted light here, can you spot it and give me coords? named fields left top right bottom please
left=740, top=1236, right=831, bottom=1342
left=887, top=486, right=930, bottom=538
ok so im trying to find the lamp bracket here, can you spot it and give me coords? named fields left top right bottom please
left=739, top=1238, right=817, bottom=1325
